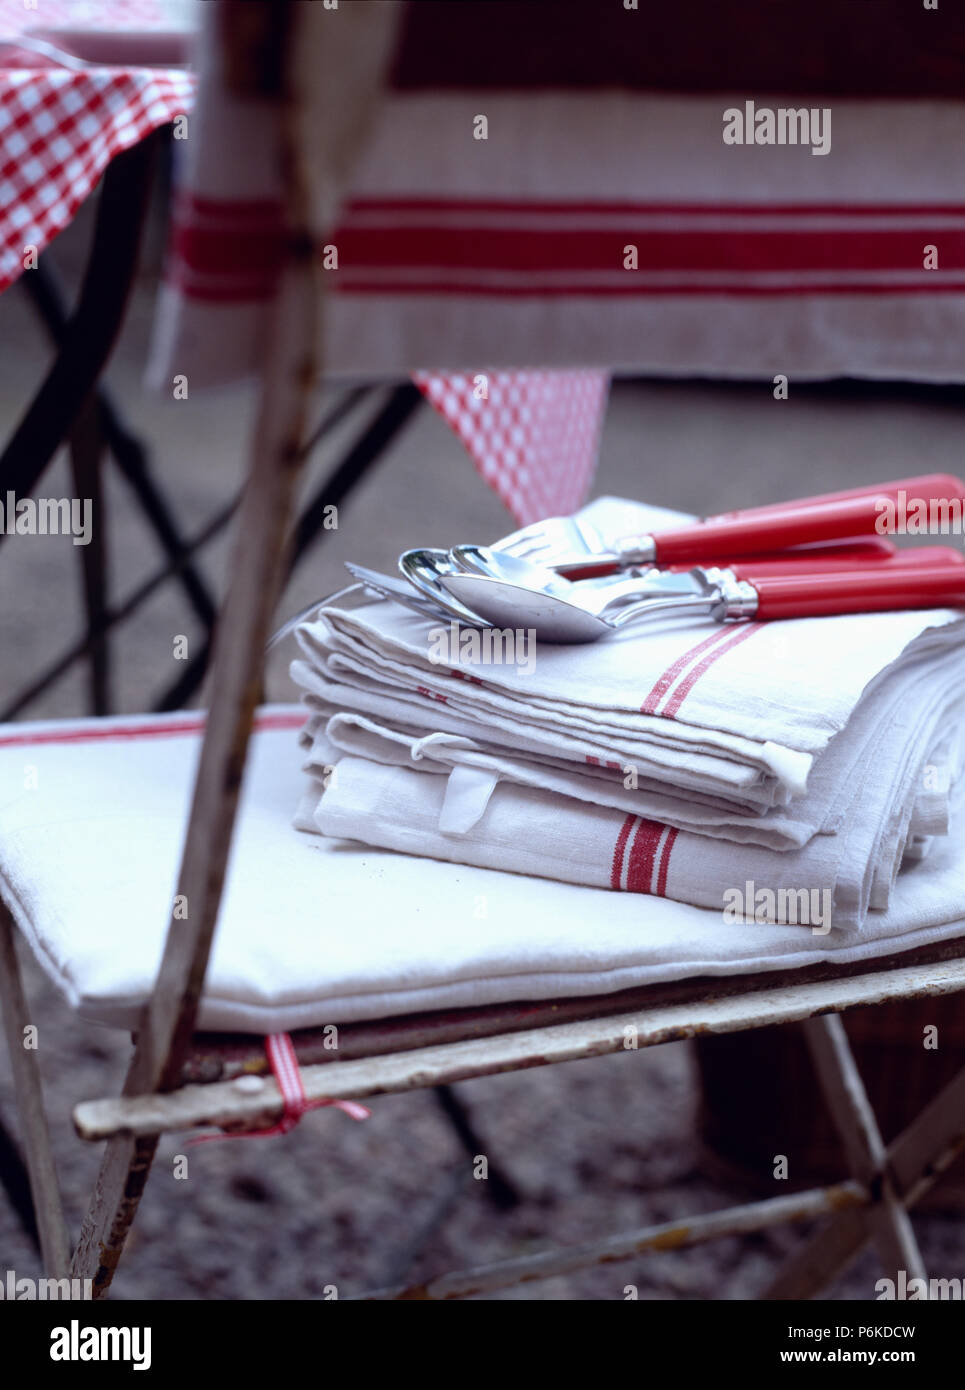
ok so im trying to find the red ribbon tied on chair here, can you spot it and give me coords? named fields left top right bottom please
left=191, top=1032, right=370, bottom=1143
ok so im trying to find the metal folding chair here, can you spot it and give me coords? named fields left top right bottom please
left=2, top=0, right=965, bottom=1302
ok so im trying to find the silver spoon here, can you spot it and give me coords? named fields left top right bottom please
left=440, top=567, right=737, bottom=643
left=399, top=548, right=487, bottom=625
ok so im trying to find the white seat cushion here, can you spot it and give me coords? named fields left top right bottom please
left=2, top=706, right=964, bottom=1034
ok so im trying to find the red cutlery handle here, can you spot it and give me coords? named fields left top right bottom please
left=652, top=477, right=965, bottom=565
left=705, top=472, right=965, bottom=523
left=745, top=562, right=965, bottom=621
left=730, top=544, right=964, bottom=580
left=698, top=540, right=894, bottom=575
left=564, top=537, right=897, bottom=581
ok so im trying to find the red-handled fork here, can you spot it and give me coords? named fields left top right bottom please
left=611, top=474, right=965, bottom=568
left=507, top=473, right=965, bottom=575
left=703, top=472, right=965, bottom=523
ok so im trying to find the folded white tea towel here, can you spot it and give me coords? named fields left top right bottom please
left=3, top=709, right=965, bottom=1033
left=305, top=630, right=965, bottom=854
left=305, top=711, right=965, bottom=934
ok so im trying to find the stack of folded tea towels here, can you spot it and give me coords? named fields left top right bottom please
left=290, top=499, right=965, bottom=938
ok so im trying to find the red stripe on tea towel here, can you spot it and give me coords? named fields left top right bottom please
left=333, top=224, right=965, bottom=276
left=624, top=817, right=666, bottom=894
left=640, top=627, right=738, bottom=715
left=661, top=623, right=764, bottom=718
left=655, top=827, right=680, bottom=897
left=610, top=813, right=637, bottom=889
left=610, top=814, right=676, bottom=895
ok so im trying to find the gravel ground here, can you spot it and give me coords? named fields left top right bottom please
left=1, top=195, right=963, bottom=1300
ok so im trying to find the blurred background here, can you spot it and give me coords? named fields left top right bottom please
left=2, top=137, right=964, bottom=1296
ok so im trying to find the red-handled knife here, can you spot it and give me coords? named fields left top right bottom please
left=441, top=545, right=965, bottom=643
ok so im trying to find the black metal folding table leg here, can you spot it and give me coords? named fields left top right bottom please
left=433, top=1084, right=520, bottom=1211
left=68, top=398, right=111, bottom=714
left=288, top=383, right=423, bottom=574
left=1, top=503, right=237, bottom=723
left=0, top=133, right=159, bottom=531
left=20, top=258, right=218, bottom=635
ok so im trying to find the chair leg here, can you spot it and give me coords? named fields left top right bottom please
left=72, top=157, right=320, bottom=1296
left=762, top=1206, right=868, bottom=1300
left=71, top=1134, right=158, bottom=1296
left=0, top=903, right=71, bottom=1276
left=364, top=1183, right=866, bottom=1301
left=763, top=1017, right=965, bottom=1299
left=801, top=1014, right=926, bottom=1284
left=0, top=1105, right=41, bottom=1251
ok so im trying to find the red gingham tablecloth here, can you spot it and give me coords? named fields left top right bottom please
left=0, top=1, right=193, bottom=293
left=0, top=65, right=193, bottom=291
left=411, top=369, right=608, bottom=526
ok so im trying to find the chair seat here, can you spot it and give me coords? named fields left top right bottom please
left=2, top=706, right=965, bottom=1036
